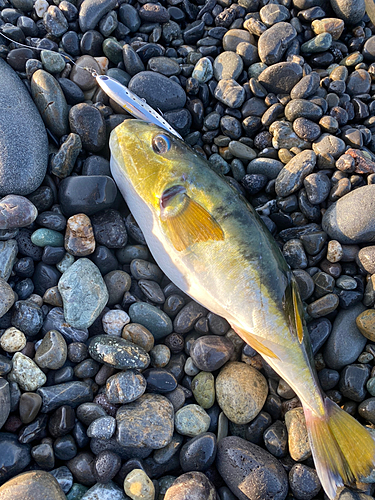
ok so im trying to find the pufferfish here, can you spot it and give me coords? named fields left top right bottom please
left=109, top=119, right=375, bottom=500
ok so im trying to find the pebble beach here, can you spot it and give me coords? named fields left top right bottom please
left=1, top=0, right=375, bottom=498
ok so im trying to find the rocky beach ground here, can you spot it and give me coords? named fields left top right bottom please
left=1, top=0, right=375, bottom=498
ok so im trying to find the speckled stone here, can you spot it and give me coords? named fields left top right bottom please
left=175, top=404, right=211, bottom=437
left=124, top=469, right=155, bottom=500
left=64, top=214, right=95, bottom=257
left=192, top=371, right=215, bottom=409
left=356, top=310, right=375, bottom=342
left=164, top=472, right=217, bottom=500
left=58, top=258, right=109, bottom=329
left=0, top=470, right=66, bottom=500
left=285, top=407, right=311, bottom=461
left=89, top=335, right=149, bottom=370
left=106, top=370, right=146, bottom=404
left=215, top=362, right=268, bottom=425
left=0, top=196, right=38, bottom=230
left=0, top=327, right=26, bottom=353
left=80, top=481, right=127, bottom=500
left=0, top=59, right=48, bottom=196
left=34, top=330, right=67, bottom=370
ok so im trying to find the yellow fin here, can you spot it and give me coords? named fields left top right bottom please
left=304, top=397, right=375, bottom=500
left=161, top=189, right=224, bottom=252
left=233, top=326, right=279, bottom=359
left=292, top=282, right=304, bottom=344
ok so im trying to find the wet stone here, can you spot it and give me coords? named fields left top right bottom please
left=164, top=472, right=216, bottom=500
left=129, top=302, right=173, bottom=340
left=174, top=301, right=207, bottom=334
left=289, top=464, right=321, bottom=500
left=69, top=104, right=106, bottom=153
left=0, top=280, right=15, bottom=318
left=175, top=403, right=211, bottom=437
left=87, top=416, right=116, bottom=440
left=356, top=309, right=375, bottom=342
left=339, top=364, right=370, bottom=402
left=116, top=393, right=174, bottom=449
left=0, top=327, right=26, bottom=353
left=214, top=79, right=245, bottom=108
left=89, top=334, right=149, bottom=370
left=58, top=258, right=108, bottom=329
left=189, top=335, right=234, bottom=371
left=38, top=382, right=93, bottom=413
left=258, top=62, right=303, bottom=95
left=285, top=407, right=311, bottom=461
left=275, top=150, right=316, bottom=198
left=65, top=214, right=95, bottom=257
left=122, top=323, right=155, bottom=352
left=50, top=466, right=73, bottom=494
left=192, top=371, right=215, bottom=409
left=42, top=307, right=88, bottom=343
left=282, top=239, right=308, bottom=269
left=308, top=317, right=332, bottom=354
left=263, top=420, right=288, bottom=458
left=106, top=370, right=146, bottom=404
left=306, top=293, right=339, bottom=318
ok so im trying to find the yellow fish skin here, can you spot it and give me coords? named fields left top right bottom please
left=110, top=119, right=375, bottom=500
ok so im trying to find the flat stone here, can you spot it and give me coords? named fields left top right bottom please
left=323, top=303, right=367, bottom=370
left=38, top=382, right=93, bottom=413
left=258, top=62, right=303, bottom=94
left=246, top=158, right=284, bottom=179
left=175, top=404, right=210, bottom=437
left=129, top=302, right=173, bottom=340
left=285, top=407, right=311, bottom=461
left=275, top=150, right=316, bottom=197
left=214, top=79, right=245, bottom=108
left=106, top=370, right=146, bottom=404
left=0, top=59, right=48, bottom=196
left=116, top=393, right=174, bottom=449
left=0, top=240, right=18, bottom=281
left=258, top=22, right=297, bottom=65
left=322, top=185, right=375, bottom=244
left=89, top=334, right=150, bottom=370
left=0, top=196, right=38, bottom=230
left=31, top=70, right=68, bottom=138
left=42, top=307, right=88, bottom=343
left=58, top=258, right=109, bottom=329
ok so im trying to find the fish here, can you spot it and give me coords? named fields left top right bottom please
left=109, top=119, right=375, bottom=500
left=95, top=75, right=182, bottom=139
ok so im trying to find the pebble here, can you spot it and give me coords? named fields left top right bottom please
left=50, top=467, right=73, bottom=493
left=356, top=310, right=375, bottom=342
left=214, top=79, right=245, bottom=108
left=217, top=436, right=288, bottom=500
left=8, top=352, right=46, bottom=391
left=0, top=379, right=10, bottom=430
left=0, top=327, right=26, bottom=353
left=258, top=22, right=297, bottom=65
left=214, top=52, right=243, bottom=81
left=285, top=407, right=311, bottom=461
left=192, top=371, right=215, bottom=409
left=129, top=302, right=173, bottom=339
left=323, top=303, right=367, bottom=370
left=89, top=335, right=149, bottom=370
left=0, top=60, right=48, bottom=196
left=175, top=404, right=211, bottom=437
left=189, top=335, right=234, bottom=371
left=339, top=364, right=370, bottom=402
left=0, top=240, right=18, bottom=282
left=81, top=481, right=127, bottom=500
left=216, top=361, right=268, bottom=424
left=42, top=307, right=88, bottom=343
left=322, top=185, right=375, bottom=244
left=87, top=416, right=116, bottom=440
left=124, top=469, right=155, bottom=500
left=34, top=330, right=67, bottom=370
left=275, top=150, right=316, bottom=197
left=180, top=432, right=217, bottom=472
left=164, top=472, right=217, bottom=500
left=38, top=382, right=93, bottom=413
left=263, top=420, right=288, bottom=458
left=289, top=464, right=321, bottom=500
left=0, top=196, right=38, bottom=229
left=69, top=104, right=106, bottom=153
left=106, top=370, right=146, bottom=404
left=65, top=214, right=95, bottom=257
left=116, top=393, right=174, bottom=449
left=58, top=258, right=109, bottom=329
left=258, top=62, right=303, bottom=94
left=330, top=0, right=365, bottom=24
left=0, top=470, right=66, bottom=500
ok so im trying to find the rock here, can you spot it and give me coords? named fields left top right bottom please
left=128, top=71, right=186, bottom=112
left=289, top=464, right=321, bottom=500
left=258, top=22, right=297, bottom=65
left=258, top=62, right=303, bottom=95
left=116, top=393, right=174, bottom=449
left=214, top=79, right=245, bottom=109
left=175, top=404, right=211, bottom=437
left=106, top=370, right=146, bottom=404
left=164, top=472, right=217, bottom=500
left=0, top=327, right=26, bottom=353
left=311, top=18, right=344, bottom=40
left=285, top=407, right=311, bottom=461
left=0, top=379, right=10, bottom=430
left=0, top=470, right=66, bottom=499
left=8, top=352, right=46, bottom=391
left=330, top=0, right=365, bottom=24
left=290, top=72, right=320, bottom=100
left=38, top=382, right=93, bottom=413
left=0, top=59, right=48, bottom=196
left=339, top=364, right=370, bottom=402
left=191, top=371, right=215, bottom=409
left=58, top=258, right=109, bottom=329
left=87, top=416, right=116, bottom=440
left=81, top=481, right=127, bottom=500
left=79, top=0, right=116, bottom=32
left=65, top=214, right=95, bottom=257
left=89, top=335, right=149, bottom=370
left=69, top=104, right=106, bottom=153
left=189, top=335, right=234, bottom=371
left=356, top=309, right=375, bottom=342
left=124, top=469, right=155, bottom=500
left=179, top=432, right=217, bottom=472
left=217, top=436, right=288, bottom=500
left=214, top=52, right=243, bottom=81
left=0, top=196, right=37, bottom=230
left=0, top=433, right=31, bottom=483
left=275, top=150, right=316, bottom=197
left=129, top=302, right=173, bottom=339
left=0, top=278, right=15, bottom=317
left=31, top=70, right=68, bottom=138
left=42, top=307, right=88, bottom=343
left=322, top=185, right=375, bottom=244
left=216, top=361, right=268, bottom=425
left=0, top=240, right=18, bottom=282
left=323, top=303, right=367, bottom=370
left=34, top=330, right=67, bottom=370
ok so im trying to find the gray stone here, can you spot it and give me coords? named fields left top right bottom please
left=79, top=0, right=117, bottom=32
left=213, top=52, right=243, bottom=81
left=258, top=22, right=297, bottom=65
left=87, top=416, right=116, bottom=440
left=89, top=335, right=150, bottom=370
left=31, top=70, right=68, bottom=138
left=58, top=258, right=109, bottom=329
left=214, top=79, right=245, bottom=108
left=0, top=379, right=10, bottom=430
left=50, top=466, right=73, bottom=493
left=129, top=302, right=173, bottom=339
left=38, top=382, right=93, bottom=413
left=81, top=481, right=127, bottom=500
left=0, top=196, right=38, bottom=230
left=275, top=150, right=317, bottom=197
left=116, top=393, right=174, bottom=449
left=106, top=370, right=146, bottom=404
left=258, top=62, right=303, bottom=94
left=42, top=307, right=88, bottom=343
left=8, top=353, right=46, bottom=392
left=322, top=185, right=375, bottom=244
left=323, top=303, right=367, bottom=370
left=0, top=240, right=17, bottom=281
left=0, top=470, right=65, bottom=499
left=0, top=278, right=15, bottom=318
left=330, top=0, right=365, bottom=24
left=290, top=72, right=320, bottom=100
left=0, top=59, right=48, bottom=196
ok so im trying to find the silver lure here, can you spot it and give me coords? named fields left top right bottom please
left=96, top=74, right=182, bottom=139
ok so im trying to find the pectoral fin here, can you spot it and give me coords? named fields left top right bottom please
left=160, top=185, right=224, bottom=252
left=232, top=326, right=279, bottom=359
left=292, top=281, right=304, bottom=344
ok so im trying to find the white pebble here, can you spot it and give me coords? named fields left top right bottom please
left=102, top=309, right=130, bottom=336
left=326, top=239, right=343, bottom=263
left=34, top=0, right=49, bottom=17
left=0, top=327, right=26, bottom=353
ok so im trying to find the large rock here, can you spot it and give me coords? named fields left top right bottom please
left=0, top=470, right=66, bottom=500
left=322, top=185, right=375, bottom=244
left=258, top=62, right=303, bottom=95
left=0, top=59, right=48, bottom=196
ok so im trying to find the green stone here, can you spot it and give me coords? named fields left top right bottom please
left=107, top=68, right=131, bottom=86
left=175, top=404, right=211, bottom=437
left=192, top=57, right=213, bottom=83
left=367, top=378, right=375, bottom=397
left=31, top=228, right=64, bottom=247
left=129, top=302, right=173, bottom=340
left=192, top=371, right=215, bottom=409
left=102, top=38, right=123, bottom=64
left=248, top=62, right=267, bottom=78
left=41, top=50, right=66, bottom=73
left=340, top=51, right=363, bottom=66
left=56, top=252, right=75, bottom=273
left=301, top=33, right=332, bottom=54
left=67, top=484, right=89, bottom=500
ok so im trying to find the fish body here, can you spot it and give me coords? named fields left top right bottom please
left=110, top=119, right=375, bottom=500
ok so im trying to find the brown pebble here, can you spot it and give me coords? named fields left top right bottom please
left=64, top=213, right=95, bottom=256
left=356, top=310, right=375, bottom=342
left=122, top=323, right=154, bottom=352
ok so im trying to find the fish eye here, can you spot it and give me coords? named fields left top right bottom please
left=152, top=134, right=171, bottom=155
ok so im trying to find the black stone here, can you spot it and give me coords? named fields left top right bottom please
left=143, top=368, right=178, bottom=393
left=180, top=432, right=217, bottom=472
left=38, top=382, right=93, bottom=413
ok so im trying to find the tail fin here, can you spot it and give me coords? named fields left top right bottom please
left=304, top=397, right=375, bottom=500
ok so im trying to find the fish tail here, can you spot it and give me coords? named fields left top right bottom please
left=304, top=397, right=375, bottom=500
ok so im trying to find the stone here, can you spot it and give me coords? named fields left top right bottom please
left=258, top=62, right=303, bottom=95
left=175, top=404, right=211, bottom=437
left=38, top=382, right=93, bottom=413
left=214, top=52, right=243, bottom=81
left=0, top=434, right=31, bottom=483
left=289, top=464, right=321, bottom=500
left=0, top=59, right=48, bottom=196
left=8, top=352, right=46, bottom=391
left=58, top=258, right=109, bottom=329
left=311, top=18, right=344, bottom=39
left=258, top=22, right=297, bottom=65
left=87, top=416, right=116, bottom=440
left=0, top=240, right=18, bottom=282
left=50, top=466, right=73, bottom=493
left=330, top=0, right=365, bottom=24
left=0, top=196, right=37, bottom=230
left=290, top=72, right=320, bottom=100
left=217, top=436, right=288, bottom=500
left=164, top=472, right=217, bottom=500
left=191, top=371, right=215, bottom=409
left=214, top=79, right=245, bottom=109
left=275, top=150, right=316, bottom=197
left=216, top=361, right=268, bottom=425
left=0, top=327, right=26, bottom=353
left=339, top=364, right=370, bottom=402
left=19, top=392, right=42, bottom=424
left=356, top=310, right=375, bottom=342
left=31, top=70, right=68, bottom=138
left=65, top=214, right=95, bottom=257
left=34, top=330, right=67, bottom=370
left=89, top=335, right=149, bottom=370
left=322, top=185, right=375, bottom=244
left=51, top=133, right=82, bottom=179
left=69, top=104, right=106, bottom=153
left=79, top=0, right=116, bottom=32
left=81, top=481, right=127, bottom=500
left=124, top=469, right=155, bottom=500
left=179, top=432, right=217, bottom=472
left=0, top=470, right=66, bottom=499
left=285, top=407, right=311, bottom=461
left=189, top=335, right=234, bottom=371
left=116, top=393, right=174, bottom=449
left=42, top=307, right=88, bottom=343
left=106, top=370, right=146, bottom=404
left=129, top=302, right=173, bottom=339
left=323, top=303, right=367, bottom=370
left=0, top=379, right=10, bottom=430
left=91, top=209, right=127, bottom=249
